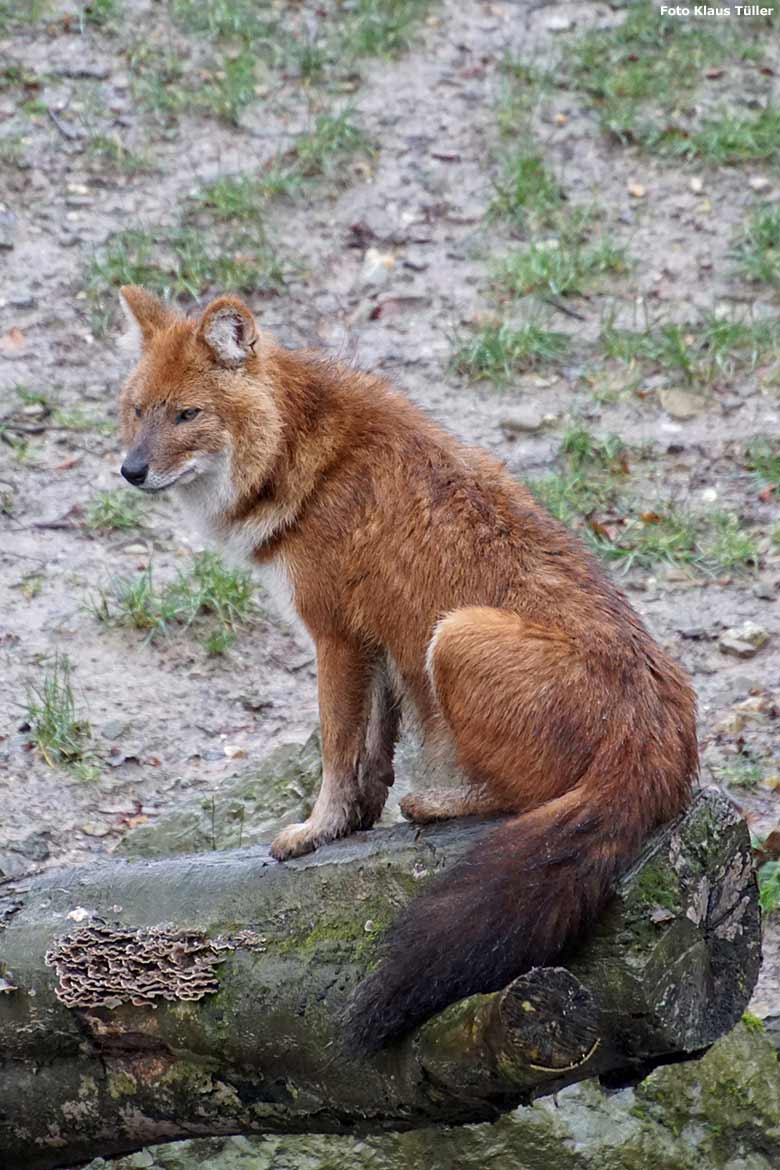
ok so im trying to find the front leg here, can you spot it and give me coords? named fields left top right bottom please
left=355, top=661, right=400, bottom=827
left=271, top=635, right=378, bottom=862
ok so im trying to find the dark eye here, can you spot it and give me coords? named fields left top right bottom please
left=134, top=405, right=142, bottom=418
left=177, top=408, right=201, bottom=423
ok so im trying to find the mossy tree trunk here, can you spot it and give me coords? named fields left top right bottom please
left=0, top=789, right=760, bottom=1170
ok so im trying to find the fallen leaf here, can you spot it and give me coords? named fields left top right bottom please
left=124, top=814, right=150, bottom=829
left=0, top=327, right=25, bottom=353
left=66, top=907, right=91, bottom=922
left=754, top=829, right=780, bottom=865
left=224, top=744, right=247, bottom=759
left=589, top=519, right=612, bottom=541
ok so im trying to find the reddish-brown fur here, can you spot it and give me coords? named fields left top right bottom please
left=117, top=287, right=698, bottom=1051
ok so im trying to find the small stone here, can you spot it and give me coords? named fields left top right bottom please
left=627, top=183, right=646, bottom=199
left=123, top=543, right=147, bottom=555
left=663, top=564, right=695, bottom=584
left=749, top=175, right=771, bottom=192
left=359, top=247, right=395, bottom=289
left=18, top=832, right=49, bottom=862
left=658, top=387, right=706, bottom=420
left=545, top=13, right=573, bottom=29
left=10, top=293, right=36, bottom=309
left=753, top=582, right=776, bottom=601
left=101, top=718, right=130, bottom=740
left=123, top=1153, right=155, bottom=1169
left=81, top=822, right=111, bottom=838
left=719, top=622, right=770, bottom=659
left=689, top=177, right=704, bottom=194
left=239, top=694, right=274, bottom=712
left=500, top=409, right=545, bottom=435
left=0, top=852, right=27, bottom=878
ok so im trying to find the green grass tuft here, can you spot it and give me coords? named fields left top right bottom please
left=650, top=107, right=780, bottom=167
left=293, top=111, right=373, bottom=180
left=735, top=205, right=780, bottom=286
left=759, top=859, right=780, bottom=916
left=500, top=233, right=626, bottom=299
left=569, top=3, right=766, bottom=148
left=129, top=40, right=259, bottom=126
left=489, top=150, right=563, bottom=228
left=452, top=321, right=568, bottom=382
left=26, top=655, right=97, bottom=779
left=531, top=427, right=628, bottom=524
left=593, top=508, right=758, bottom=575
left=0, top=0, right=52, bottom=29
left=602, top=317, right=780, bottom=386
left=531, top=430, right=759, bottom=576
left=195, top=168, right=299, bottom=221
left=85, top=489, right=147, bottom=532
left=744, top=436, right=780, bottom=490
left=340, top=0, right=434, bottom=59
left=84, top=223, right=283, bottom=336
left=703, top=512, right=759, bottom=572
left=714, top=750, right=765, bottom=791
left=170, top=0, right=277, bottom=40
left=91, top=552, right=255, bottom=653
left=87, top=134, right=154, bottom=175
left=80, top=0, right=121, bottom=29
left=195, top=111, right=371, bottom=224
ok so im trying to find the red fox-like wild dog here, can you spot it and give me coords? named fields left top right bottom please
left=117, top=286, right=698, bottom=1052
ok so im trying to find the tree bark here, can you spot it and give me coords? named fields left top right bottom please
left=0, top=788, right=760, bottom=1170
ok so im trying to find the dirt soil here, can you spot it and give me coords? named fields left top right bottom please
left=1, top=0, right=780, bottom=1017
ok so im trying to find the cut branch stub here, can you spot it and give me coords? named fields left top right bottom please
left=417, top=967, right=610, bottom=1104
left=572, top=787, right=761, bottom=1057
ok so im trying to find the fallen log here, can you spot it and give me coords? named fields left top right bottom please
left=0, top=787, right=760, bottom=1170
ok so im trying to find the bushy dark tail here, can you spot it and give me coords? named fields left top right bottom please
left=345, top=781, right=648, bottom=1053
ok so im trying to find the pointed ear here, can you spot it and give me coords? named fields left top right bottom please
left=118, top=286, right=174, bottom=354
left=198, top=297, right=258, bottom=368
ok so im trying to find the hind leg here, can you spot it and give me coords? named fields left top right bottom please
left=399, top=785, right=511, bottom=824
left=424, top=606, right=598, bottom=813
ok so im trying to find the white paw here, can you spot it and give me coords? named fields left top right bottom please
left=270, top=821, right=321, bottom=862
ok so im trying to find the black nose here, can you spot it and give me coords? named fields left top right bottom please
left=121, top=459, right=149, bottom=486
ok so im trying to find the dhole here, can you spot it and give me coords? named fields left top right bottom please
left=117, top=286, right=698, bottom=1051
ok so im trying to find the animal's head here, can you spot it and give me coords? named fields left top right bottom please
left=117, top=286, right=281, bottom=495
